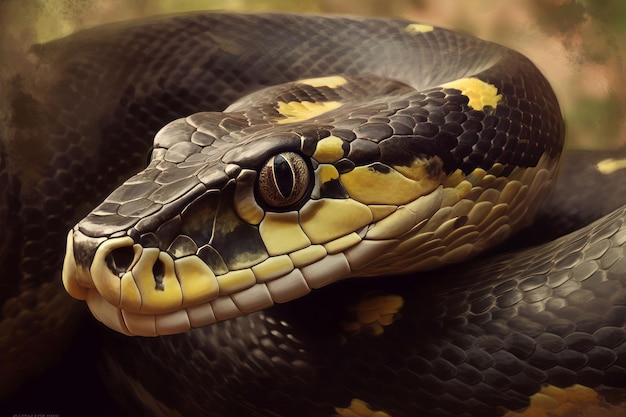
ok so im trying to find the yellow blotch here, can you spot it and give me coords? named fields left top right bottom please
left=342, top=294, right=404, bottom=336
left=174, top=256, right=219, bottom=305
left=276, top=100, right=342, bottom=124
left=597, top=157, right=626, bottom=175
left=317, top=163, right=340, bottom=183
left=300, top=75, right=348, bottom=88
left=334, top=399, right=392, bottom=417
left=90, top=236, right=137, bottom=306
left=120, top=271, right=142, bottom=312
left=132, top=249, right=183, bottom=314
left=404, top=23, right=434, bottom=33
left=340, top=164, right=441, bottom=205
left=502, top=384, right=606, bottom=417
left=442, top=77, right=502, bottom=110
left=300, top=198, right=373, bottom=244
left=233, top=169, right=265, bottom=225
left=259, top=211, right=311, bottom=255
left=313, top=136, right=345, bottom=163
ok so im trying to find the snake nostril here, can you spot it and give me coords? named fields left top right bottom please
left=106, top=246, right=135, bottom=278
left=153, top=259, right=165, bottom=291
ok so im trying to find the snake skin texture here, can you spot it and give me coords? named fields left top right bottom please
left=100, top=203, right=626, bottom=417
left=1, top=12, right=625, bottom=417
left=60, top=13, right=564, bottom=336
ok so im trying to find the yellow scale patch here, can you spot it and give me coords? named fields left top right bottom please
left=251, top=255, right=294, bottom=282
left=340, top=161, right=442, bottom=205
left=342, top=294, right=404, bottom=336
left=317, top=164, right=340, bottom=183
left=90, top=236, right=136, bottom=306
left=597, top=157, right=626, bottom=175
left=276, top=100, right=342, bottom=124
left=174, top=255, right=219, bottom=305
left=130, top=249, right=183, bottom=314
left=503, top=384, right=623, bottom=417
left=233, top=169, right=265, bottom=225
left=334, top=399, right=392, bottom=417
left=120, top=271, right=141, bottom=311
left=216, top=269, right=256, bottom=295
left=324, top=232, right=362, bottom=254
left=299, top=198, right=373, bottom=244
left=259, top=211, right=311, bottom=255
left=404, top=23, right=434, bottom=33
left=313, top=136, right=345, bottom=163
left=300, top=75, right=348, bottom=88
left=288, top=245, right=327, bottom=267
left=442, top=77, right=502, bottom=110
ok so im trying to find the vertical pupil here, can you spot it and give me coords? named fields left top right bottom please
left=273, top=154, right=294, bottom=198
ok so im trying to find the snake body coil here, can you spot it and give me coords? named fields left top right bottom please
left=2, top=12, right=626, bottom=417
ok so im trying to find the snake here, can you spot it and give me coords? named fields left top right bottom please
left=2, top=12, right=626, bottom=417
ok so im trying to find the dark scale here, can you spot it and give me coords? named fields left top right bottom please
left=334, top=158, right=356, bottom=174
left=318, top=179, right=350, bottom=200
left=208, top=184, right=268, bottom=270
left=221, top=132, right=302, bottom=167
left=354, top=122, right=394, bottom=141
left=197, top=245, right=229, bottom=275
left=178, top=192, right=219, bottom=250
left=117, top=198, right=161, bottom=218
left=277, top=84, right=345, bottom=104
left=155, top=215, right=182, bottom=251
left=168, top=235, right=199, bottom=258
left=331, top=128, right=357, bottom=142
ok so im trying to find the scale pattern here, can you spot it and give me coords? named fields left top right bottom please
left=58, top=13, right=563, bottom=336
left=5, top=12, right=626, bottom=417
left=101, top=205, right=626, bottom=417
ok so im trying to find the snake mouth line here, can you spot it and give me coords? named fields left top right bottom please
left=62, top=227, right=397, bottom=336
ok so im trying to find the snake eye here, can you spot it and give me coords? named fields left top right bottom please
left=257, top=152, right=311, bottom=209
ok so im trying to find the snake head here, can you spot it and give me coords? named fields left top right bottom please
left=62, top=73, right=563, bottom=336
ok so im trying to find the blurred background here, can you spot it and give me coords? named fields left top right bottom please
left=1, top=0, right=626, bottom=148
